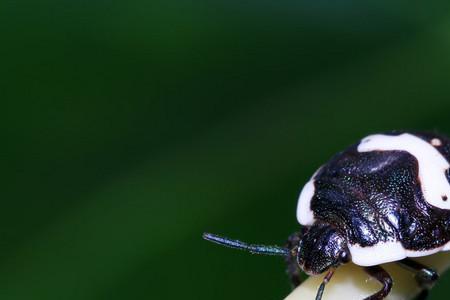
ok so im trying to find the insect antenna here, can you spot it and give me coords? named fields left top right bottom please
left=203, top=232, right=290, bottom=256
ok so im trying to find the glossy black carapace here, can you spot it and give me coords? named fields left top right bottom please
left=204, top=131, right=450, bottom=300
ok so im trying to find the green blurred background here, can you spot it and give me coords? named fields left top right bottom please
left=3, top=1, right=450, bottom=299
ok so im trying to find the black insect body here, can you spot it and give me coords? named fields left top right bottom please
left=203, top=131, right=450, bottom=299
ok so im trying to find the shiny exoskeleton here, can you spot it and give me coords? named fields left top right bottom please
left=204, top=131, right=450, bottom=300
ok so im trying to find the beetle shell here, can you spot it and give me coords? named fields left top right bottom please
left=297, top=131, right=450, bottom=266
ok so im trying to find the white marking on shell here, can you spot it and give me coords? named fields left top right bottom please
left=431, top=138, right=442, bottom=147
left=350, top=240, right=449, bottom=266
left=349, top=241, right=406, bottom=266
left=406, top=248, right=441, bottom=257
left=296, top=167, right=322, bottom=226
left=358, top=133, right=450, bottom=210
left=442, top=240, right=450, bottom=251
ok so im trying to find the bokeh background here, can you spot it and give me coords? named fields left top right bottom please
left=4, top=1, right=450, bottom=299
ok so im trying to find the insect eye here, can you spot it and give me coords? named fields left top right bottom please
left=339, top=250, right=350, bottom=263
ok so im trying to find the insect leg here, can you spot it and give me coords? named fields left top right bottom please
left=397, top=258, right=439, bottom=289
left=363, top=265, right=393, bottom=300
left=285, top=255, right=303, bottom=288
left=285, top=231, right=304, bottom=287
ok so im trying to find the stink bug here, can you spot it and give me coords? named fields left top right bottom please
left=204, top=131, right=450, bottom=299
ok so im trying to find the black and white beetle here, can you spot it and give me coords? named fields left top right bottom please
left=203, top=131, right=450, bottom=300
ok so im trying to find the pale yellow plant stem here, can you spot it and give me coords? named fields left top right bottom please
left=285, top=252, right=450, bottom=300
